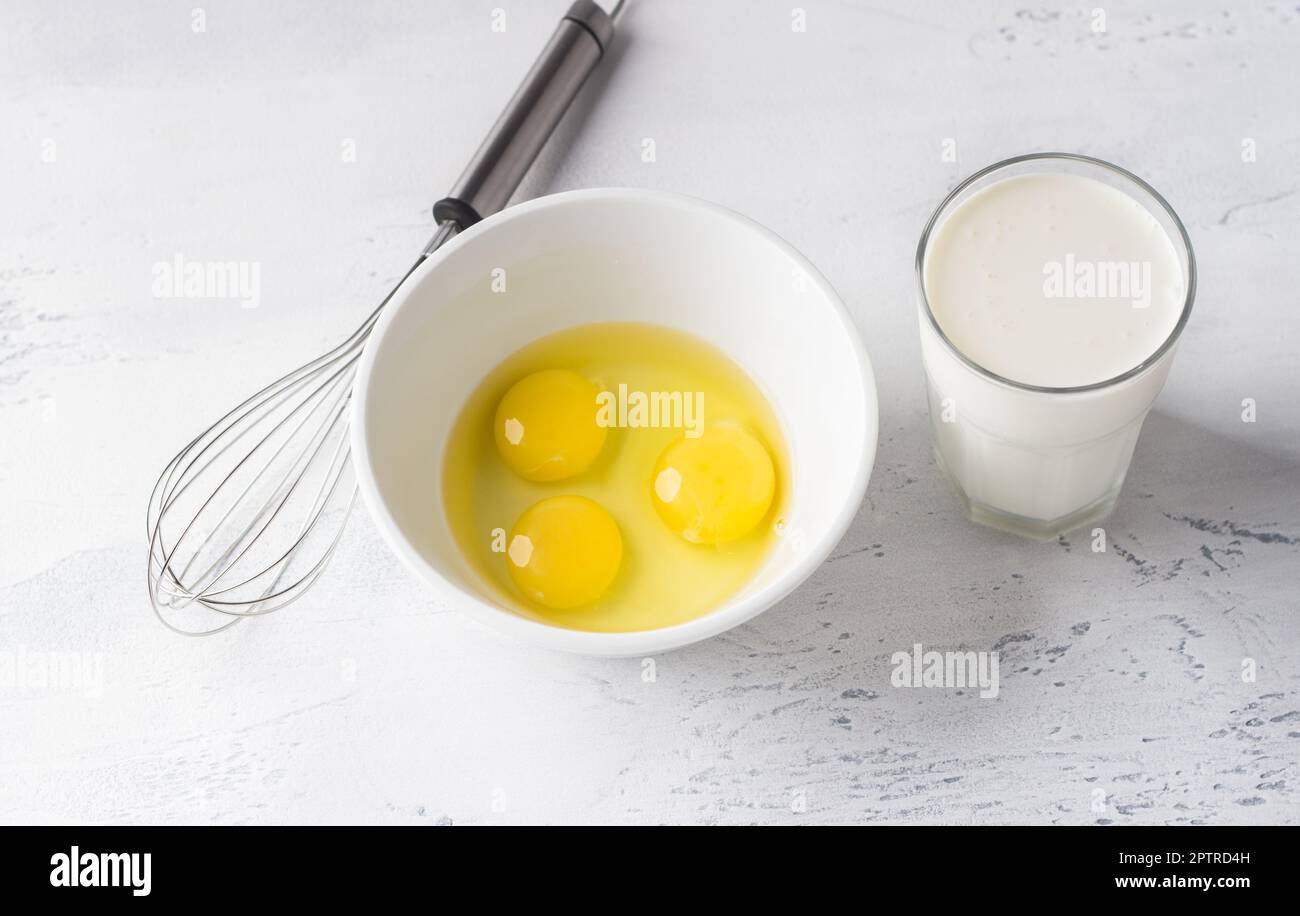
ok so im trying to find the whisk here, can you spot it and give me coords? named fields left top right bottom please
left=147, top=1, right=622, bottom=635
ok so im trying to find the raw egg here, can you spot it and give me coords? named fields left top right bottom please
left=444, top=323, right=789, bottom=632
left=494, top=369, right=606, bottom=482
left=506, top=495, right=623, bottom=609
left=651, top=423, right=776, bottom=545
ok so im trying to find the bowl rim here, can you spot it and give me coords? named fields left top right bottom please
left=350, top=187, right=878, bottom=656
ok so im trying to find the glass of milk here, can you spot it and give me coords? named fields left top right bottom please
left=916, top=153, right=1196, bottom=539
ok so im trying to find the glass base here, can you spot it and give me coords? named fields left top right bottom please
left=933, top=447, right=1121, bottom=540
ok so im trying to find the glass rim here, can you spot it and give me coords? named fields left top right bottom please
left=915, top=152, right=1198, bottom=395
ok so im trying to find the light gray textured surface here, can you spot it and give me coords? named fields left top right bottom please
left=2, top=0, right=1297, bottom=825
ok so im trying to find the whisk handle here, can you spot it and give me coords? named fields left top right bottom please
left=432, top=0, right=616, bottom=230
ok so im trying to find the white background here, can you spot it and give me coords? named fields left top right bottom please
left=1, top=0, right=1297, bottom=824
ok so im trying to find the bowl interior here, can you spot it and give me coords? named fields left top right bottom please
left=356, top=189, right=873, bottom=641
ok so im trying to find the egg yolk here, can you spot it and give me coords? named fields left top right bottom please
left=651, top=423, right=776, bottom=545
left=494, top=369, right=607, bottom=482
left=506, top=495, right=623, bottom=609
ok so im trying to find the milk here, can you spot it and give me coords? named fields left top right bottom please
left=917, top=160, right=1193, bottom=537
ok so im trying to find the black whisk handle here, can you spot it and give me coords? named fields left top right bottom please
left=433, top=0, right=617, bottom=230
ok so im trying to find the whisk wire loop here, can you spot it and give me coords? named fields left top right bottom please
left=146, top=240, right=448, bottom=636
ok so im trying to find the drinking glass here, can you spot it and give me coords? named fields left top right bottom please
left=915, top=153, right=1196, bottom=539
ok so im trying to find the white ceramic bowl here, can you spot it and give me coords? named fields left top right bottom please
left=351, top=188, right=876, bottom=656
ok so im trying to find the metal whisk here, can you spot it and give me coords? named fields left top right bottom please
left=147, top=1, right=622, bottom=635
